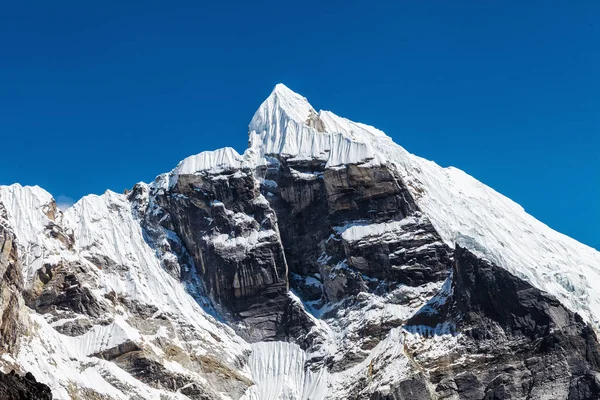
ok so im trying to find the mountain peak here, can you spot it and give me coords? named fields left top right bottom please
left=247, top=83, right=385, bottom=168
left=271, top=82, right=301, bottom=98
left=248, top=83, right=315, bottom=135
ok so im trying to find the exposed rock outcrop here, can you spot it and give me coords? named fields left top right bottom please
left=129, top=153, right=309, bottom=343
left=402, top=246, right=600, bottom=400
left=0, top=207, right=52, bottom=399
left=0, top=222, right=26, bottom=354
left=0, top=370, right=52, bottom=400
left=256, top=153, right=453, bottom=366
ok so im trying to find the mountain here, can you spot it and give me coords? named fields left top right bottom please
left=0, top=84, right=598, bottom=399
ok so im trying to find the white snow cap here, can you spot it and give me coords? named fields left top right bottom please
left=172, top=147, right=244, bottom=176
left=0, top=184, right=66, bottom=283
left=248, top=84, right=385, bottom=167
left=249, top=83, right=315, bottom=133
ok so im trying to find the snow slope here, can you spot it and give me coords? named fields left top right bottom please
left=172, top=147, right=245, bottom=177
left=0, top=184, right=73, bottom=283
left=0, top=184, right=249, bottom=399
left=240, top=341, right=327, bottom=400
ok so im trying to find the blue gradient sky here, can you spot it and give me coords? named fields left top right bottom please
left=0, top=1, right=598, bottom=249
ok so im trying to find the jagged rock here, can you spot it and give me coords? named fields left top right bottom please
left=110, top=348, right=245, bottom=400
left=167, top=168, right=288, bottom=311
left=0, top=370, right=52, bottom=400
left=128, top=151, right=315, bottom=343
left=405, top=246, right=600, bottom=400
left=91, top=340, right=142, bottom=361
left=0, top=220, right=26, bottom=354
left=370, top=373, right=434, bottom=400
left=25, top=261, right=108, bottom=318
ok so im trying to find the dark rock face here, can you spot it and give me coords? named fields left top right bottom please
left=0, top=214, right=52, bottom=399
left=259, top=157, right=451, bottom=300
left=49, top=147, right=593, bottom=399
left=369, top=373, right=434, bottom=400
left=259, top=156, right=450, bottom=301
left=25, top=261, right=107, bottom=319
left=112, top=349, right=222, bottom=400
left=0, top=370, right=52, bottom=400
left=259, top=159, right=417, bottom=275
left=168, top=170, right=288, bottom=308
left=131, top=166, right=304, bottom=342
left=404, top=246, right=600, bottom=400
left=0, top=220, right=25, bottom=354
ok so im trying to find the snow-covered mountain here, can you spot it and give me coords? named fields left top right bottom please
left=0, top=84, right=598, bottom=399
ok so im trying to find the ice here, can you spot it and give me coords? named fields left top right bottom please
left=247, top=84, right=385, bottom=168
left=241, top=341, right=328, bottom=400
left=170, top=147, right=245, bottom=188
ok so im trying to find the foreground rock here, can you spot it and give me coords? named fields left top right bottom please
left=0, top=370, right=52, bottom=400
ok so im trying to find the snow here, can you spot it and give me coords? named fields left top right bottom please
left=70, top=318, right=141, bottom=357
left=334, top=216, right=419, bottom=243
left=0, top=184, right=249, bottom=399
left=318, top=110, right=388, bottom=140
left=170, top=147, right=244, bottom=186
left=0, top=184, right=74, bottom=283
left=250, top=84, right=315, bottom=133
left=247, top=84, right=385, bottom=168
left=209, top=229, right=278, bottom=260
left=388, top=149, right=600, bottom=328
left=62, top=190, right=247, bottom=352
left=18, top=314, right=191, bottom=400
left=241, top=341, right=328, bottom=400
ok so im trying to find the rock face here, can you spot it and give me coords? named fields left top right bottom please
left=258, top=157, right=451, bottom=289
left=129, top=149, right=307, bottom=343
left=0, top=216, right=26, bottom=354
left=402, top=246, right=600, bottom=400
left=0, top=370, right=52, bottom=400
left=0, top=206, right=53, bottom=398
left=0, top=84, right=598, bottom=400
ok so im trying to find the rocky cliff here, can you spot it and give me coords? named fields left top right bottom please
left=0, top=84, right=598, bottom=399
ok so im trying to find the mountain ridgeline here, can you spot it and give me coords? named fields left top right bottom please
left=0, top=84, right=598, bottom=399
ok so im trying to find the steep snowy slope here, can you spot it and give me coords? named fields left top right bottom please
left=0, top=184, right=251, bottom=399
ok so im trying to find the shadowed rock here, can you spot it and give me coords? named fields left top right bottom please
left=0, top=370, right=52, bottom=400
left=403, top=246, right=600, bottom=400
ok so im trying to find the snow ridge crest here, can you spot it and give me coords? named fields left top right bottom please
left=247, top=84, right=385, bottom=168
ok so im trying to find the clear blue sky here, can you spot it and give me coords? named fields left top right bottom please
left=0, top=1, right=598, bottom=249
